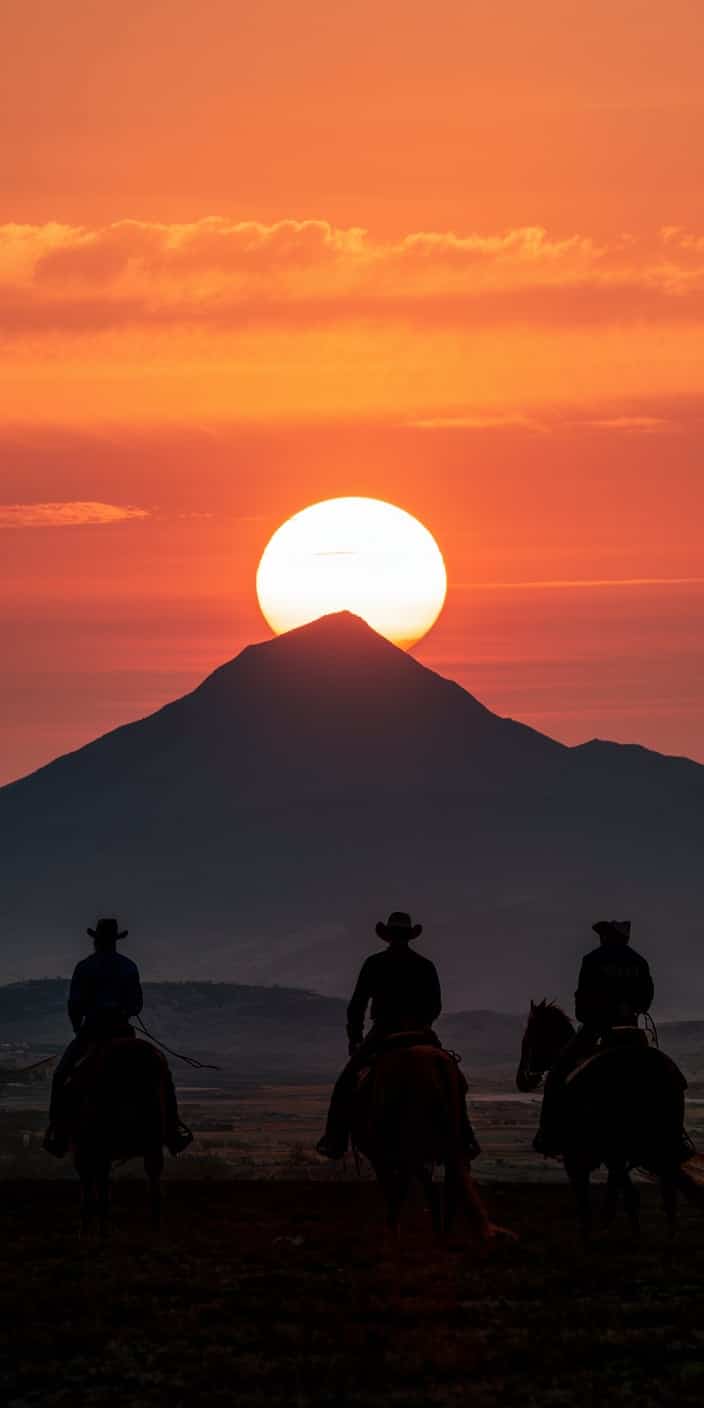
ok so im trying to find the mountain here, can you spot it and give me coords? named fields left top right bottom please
left=3, top=980, right=704, bottom=1086
left=0, top=979, right=525, bottom=1079
left=1, top=612, right=702, bottom=1013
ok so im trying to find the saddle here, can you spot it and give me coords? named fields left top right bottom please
left=376, top=1027, right=442, bottom=1054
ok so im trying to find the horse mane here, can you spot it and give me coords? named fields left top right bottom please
left=529, top=1000, right=574, bottom=1038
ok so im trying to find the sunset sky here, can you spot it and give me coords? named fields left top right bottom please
left=2, top=0, right=703, bottom=782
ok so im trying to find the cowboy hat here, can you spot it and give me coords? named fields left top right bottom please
left=375, top=911, right=423, bottom=942
left=593, top=919, right=631, bottom=942
left=87, top=917, right=128, bottom=941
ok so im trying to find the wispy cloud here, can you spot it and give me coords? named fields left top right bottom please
left=456, top=577, right=704, bottom=592
left=408, top=414, right=546, bottom=432
left=0, top=502, right=150, bottom=528
left=583, top=416, right=672, bottom=432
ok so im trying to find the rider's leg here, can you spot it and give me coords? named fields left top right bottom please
left=317, top=1034, right=379, bottom=1158
left=44, top=1037, right=83, bottom=1156
left=534, top=1027, right=598, bottom=1155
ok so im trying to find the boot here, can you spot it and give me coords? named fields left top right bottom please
left=315, top=1133, right=347, bottom=1159
left=167, top=1121, right=194, bottom=1156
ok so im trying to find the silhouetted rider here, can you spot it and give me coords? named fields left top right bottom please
left=44, top=917, right=190, bottom=1158
left=574, top=923, right=654, bottom=1029
left=316, top=911, right=479, bottom=1160
left=68, top=919, right=144, bottom=1038
left=345, top=927, right=442, bottom=1049
left=534, top=919, right=654, bottom=1156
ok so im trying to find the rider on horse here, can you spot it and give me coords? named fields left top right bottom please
left=44, top=917, right=192, bottom=1158
left=533, top=919, right=654, bottom=1156
left=316, top=911, right=480, bottom=1160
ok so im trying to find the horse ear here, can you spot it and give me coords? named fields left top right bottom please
left=530, top=1000, right=536, bottom=1013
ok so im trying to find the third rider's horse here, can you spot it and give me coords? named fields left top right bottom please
left=517, top=1001, right=696, bottom=1239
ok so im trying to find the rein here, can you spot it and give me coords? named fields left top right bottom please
left=0, top=1055, right=55, bottom=1079
left=135, top=1016, right=221, bottom=1071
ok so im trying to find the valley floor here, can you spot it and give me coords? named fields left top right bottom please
left=3, top=1181, right=704, bottom=1407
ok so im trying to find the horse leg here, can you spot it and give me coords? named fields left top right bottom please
left=79, top=1174, right=94, bottom=1238
left=418, top=1166, right=443, bottom=1242
left=377, top=1165, right=408, bottom=1259
left=600, top=1166, right=621, bottom=1230
left=565, top=1156, right=592, bottom=1245
left=145, top=1147, right=164, bottom=1233
left=661, top=1173, right=678, bottom=1240
left=96, top=1155, right=110, bottom=1238
left=622, top=1171, right=640, bottom=1238
left=75, top=1152, right=94, bottom=1237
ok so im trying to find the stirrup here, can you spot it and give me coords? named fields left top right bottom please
left=168, top=1123, right=193, bottom=1156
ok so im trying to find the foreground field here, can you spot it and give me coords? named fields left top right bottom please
left=3, top=1181, right=704, bottom=1406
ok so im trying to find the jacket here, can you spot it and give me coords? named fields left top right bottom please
left=346, top=946, right=442, bottom=1045
left=575, top=942, right=654, bottom=1030
left=68, top=951, right=143, bottom=1034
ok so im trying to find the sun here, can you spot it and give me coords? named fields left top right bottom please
left=256, top=496, right=447, bottom=649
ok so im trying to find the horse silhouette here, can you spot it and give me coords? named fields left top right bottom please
left=66, top=1037, right=167, bottom=1234
left=517, top=1000, right=697, bottom=1240
left=350, top=1039, right=499, bottom=1245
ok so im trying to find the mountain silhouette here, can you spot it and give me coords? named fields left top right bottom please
left=1, top=612, right=702, bottom=1014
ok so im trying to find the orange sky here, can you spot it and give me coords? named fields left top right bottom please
left=1, top=1, right=703, bottom=781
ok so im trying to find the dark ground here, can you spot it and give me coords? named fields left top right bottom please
left=3, top=1180, right=704, bottom=1407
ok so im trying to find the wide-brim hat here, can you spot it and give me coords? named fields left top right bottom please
left=376, top=911, right=423, bottom=942
left=593, top=919, right=631, bottom=942
left=87, top=917, right=128, bottom=942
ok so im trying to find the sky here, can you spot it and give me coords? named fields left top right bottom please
left=1, top=0, right=703, bottom=783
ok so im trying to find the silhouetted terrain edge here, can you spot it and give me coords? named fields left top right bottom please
left=3, top=980, right=704, bottom=1084
left=1, top=613, right=702, bottom=1014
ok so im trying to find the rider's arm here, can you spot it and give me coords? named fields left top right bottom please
left=635, top=961, right=655, bottom=1014
left=427, top=962, right=442, bottom=1023
left=67, top=964, right=86, bottom=1034
left=573, top=957, right=591, bottom=1025
left=346, top=959, right=373, bottom=1047
left=124, top=966, right=144, bottom=1018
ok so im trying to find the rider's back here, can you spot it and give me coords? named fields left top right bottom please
left=69, top=951, right=143, bottom=1033
left=575, top=942, right=653, bottom=1029
left=347, top=946, right=441, bottom=1041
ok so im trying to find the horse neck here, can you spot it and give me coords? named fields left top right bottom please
left=527, top=1007, right=575, bottom=1073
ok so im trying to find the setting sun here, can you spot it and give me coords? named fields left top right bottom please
left=256, top=497, right=447, bottom=648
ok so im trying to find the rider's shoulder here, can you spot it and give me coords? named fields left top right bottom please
left=581, top=945, right=604, bottom=965
left=408, top=947, right=436, bottom=971
left=116, top=952, right=140, bottom=975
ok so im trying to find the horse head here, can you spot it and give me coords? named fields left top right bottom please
left=516, top=1000, right=575, bottom=1091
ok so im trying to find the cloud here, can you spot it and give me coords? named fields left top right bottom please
left=1, top=219, right=704, bottom=338
left=456, top=577, right=704, bottom=592
left=0, top=502, right=150, bottom=528
left=583, top=416, right=672, bottom=432
left=408, top=414, right=546, bottom=431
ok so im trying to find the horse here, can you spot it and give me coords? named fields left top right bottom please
left=66, top=1037, right=168, bottom=1235
left=350, top=1038, right=501, bottom=1247
left=516, top=1000, right=696, bottom=1240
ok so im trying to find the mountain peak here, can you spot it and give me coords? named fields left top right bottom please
left=249, top=610, right=404, bottom=658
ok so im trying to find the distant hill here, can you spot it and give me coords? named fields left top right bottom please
left=1, top=612, right=702, bottom=1013
left=2, top=980, right=702, bottom=1083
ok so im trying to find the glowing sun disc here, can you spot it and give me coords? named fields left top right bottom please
left=256, top=496, right=447, bottom=648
